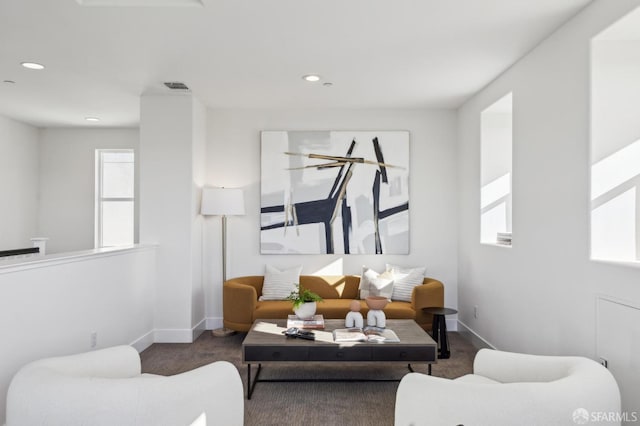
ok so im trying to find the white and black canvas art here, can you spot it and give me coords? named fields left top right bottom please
left=260, top=131, right=410, bottom=254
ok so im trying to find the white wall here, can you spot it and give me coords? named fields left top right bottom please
left=0, top=246, right=157, bottom=424
left=204, top=108, right=458, bottom=328
left=457, top=0, right=640, bottom=410
left=140, top=94, right=206, bottom=341
left=191, top=99, right=207, bottom=331
left=38, top=128, right=139, bottom=254
left=0, top=115, right=39, bottom=251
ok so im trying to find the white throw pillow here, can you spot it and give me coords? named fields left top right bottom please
left=386, top=264, right=426, bottom=302
left=260, top=265, right=302, bottom=301
left=358, top=266, right=394, bottom=299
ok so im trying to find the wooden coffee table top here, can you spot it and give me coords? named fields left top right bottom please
left=242, top=319, right=437, bottom=364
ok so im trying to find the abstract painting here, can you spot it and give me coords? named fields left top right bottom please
left=261, top=131, right=409, bottom=254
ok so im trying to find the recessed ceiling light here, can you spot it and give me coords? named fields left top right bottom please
left=85, top=117, right=100, bottom=122
left=323, top=82, right=333, bottom=87
left=21, top=62, right=45, bottom=70
left=3, top=80, right=16, bottom=84
left=302, top=74, right=321, bottom=82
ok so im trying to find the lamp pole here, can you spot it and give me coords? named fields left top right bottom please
left=200, top=186, right=245, bottom=337
left=221, top=214, right=228, bottom=283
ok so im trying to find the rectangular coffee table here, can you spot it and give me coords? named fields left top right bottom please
left=242, top=319, right=437, bottom=399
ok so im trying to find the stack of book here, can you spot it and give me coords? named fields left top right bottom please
left=496, top=232, right=512, bottom=245
left=286, top=314, right=325, bottom=329
left=333, top=326, right=400, bottom=343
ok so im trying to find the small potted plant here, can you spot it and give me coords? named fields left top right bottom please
left=288, top=284, right=323, bottom=319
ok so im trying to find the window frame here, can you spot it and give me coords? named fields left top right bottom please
left=95, top=149, right=135, bottom=248
left=480, top=92, right=513, bottom=247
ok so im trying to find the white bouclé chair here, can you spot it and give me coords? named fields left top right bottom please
left=6, top=345, right=244, bottom=426
left=395, top=348, right=621, bottom=426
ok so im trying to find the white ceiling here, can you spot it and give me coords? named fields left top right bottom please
left=0, top=0, right=593, bottom=128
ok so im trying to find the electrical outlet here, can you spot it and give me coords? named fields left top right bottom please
left=90, top=331, right=97, bottom=348
left=474, top=305, right=479, bottom=319
left=600, top=357, right=608, bottom=368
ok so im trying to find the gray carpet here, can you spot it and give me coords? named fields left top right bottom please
left=140, top=331, right=478, bottom=426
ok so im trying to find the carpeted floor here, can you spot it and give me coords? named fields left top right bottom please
left=140, top=330, right=479, bottom=426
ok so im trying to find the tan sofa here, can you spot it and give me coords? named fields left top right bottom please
left=223, top=275, right=444, bottom=332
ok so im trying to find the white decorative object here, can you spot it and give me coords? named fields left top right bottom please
left=365, top=296, right=388, bottom=328
left=367, top=310, right=386, bottom=328
left=345, top=299, right=364, bottom=328
left=345, top=312, right=364, bottom=328
left=294, top=301, right=316, bottom=319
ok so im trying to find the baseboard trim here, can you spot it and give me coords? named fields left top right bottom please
left=457, top=320, right=497, bottom=350
left=192, top=318, right=206, bottom=341
left=152, top=329, right=193, bottom=343
left=446, top=318, right=458, bottom=331
left=205, top=316, right=223, bottom=331
left=130, top=330, right=155, bottom=353
left=152, top=319, right=209, bottom=344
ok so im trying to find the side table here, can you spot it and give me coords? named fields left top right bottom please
left=422, top=307, right=457, bottom=359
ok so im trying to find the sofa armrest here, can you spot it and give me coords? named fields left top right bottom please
left=223, top=277, right=261, bottom=331
left=411, top=277, right=444, bottom=328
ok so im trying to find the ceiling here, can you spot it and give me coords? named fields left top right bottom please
left=0, top=0, right=593, bottom=128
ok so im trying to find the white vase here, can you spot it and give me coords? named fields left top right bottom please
left=294, top=302, right=316, bottom=319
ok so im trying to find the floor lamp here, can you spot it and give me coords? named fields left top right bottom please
left=201, top=187, right=245, bottom=337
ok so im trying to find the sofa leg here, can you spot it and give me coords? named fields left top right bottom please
left=212, top=327, right=237, bottom=337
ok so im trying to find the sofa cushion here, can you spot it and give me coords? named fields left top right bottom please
left=380, top=301, right=416, bottom=319
left=259, top=265, right=301, bottom=301
left=358, top=266, right=394, bottom=299
left=254, top=300, right=295, bottom=320
left=387, top=264, right=426, bottom=302
left=316, top=299, right=360, bottom=319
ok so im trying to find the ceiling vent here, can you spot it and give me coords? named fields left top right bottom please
left=164, top=82, right=190, bottom=91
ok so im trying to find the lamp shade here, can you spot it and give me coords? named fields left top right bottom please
left=201, top=187, right=245, bottom=216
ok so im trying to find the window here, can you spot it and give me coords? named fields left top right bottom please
left=480, top=93, right=513, bottom=246
left=591, top=9, right=640, bottom=263
left=95, top=150, right=135, bottom=248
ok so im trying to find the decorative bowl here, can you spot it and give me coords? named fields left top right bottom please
left=365, top=296, right=388, bottom=310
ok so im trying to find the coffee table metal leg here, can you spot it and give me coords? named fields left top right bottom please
left=408, top=363, right=432, bottom=375
left=247, top=363, right=262, bottom=400
left=247, top=364, right=251, bottom=399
